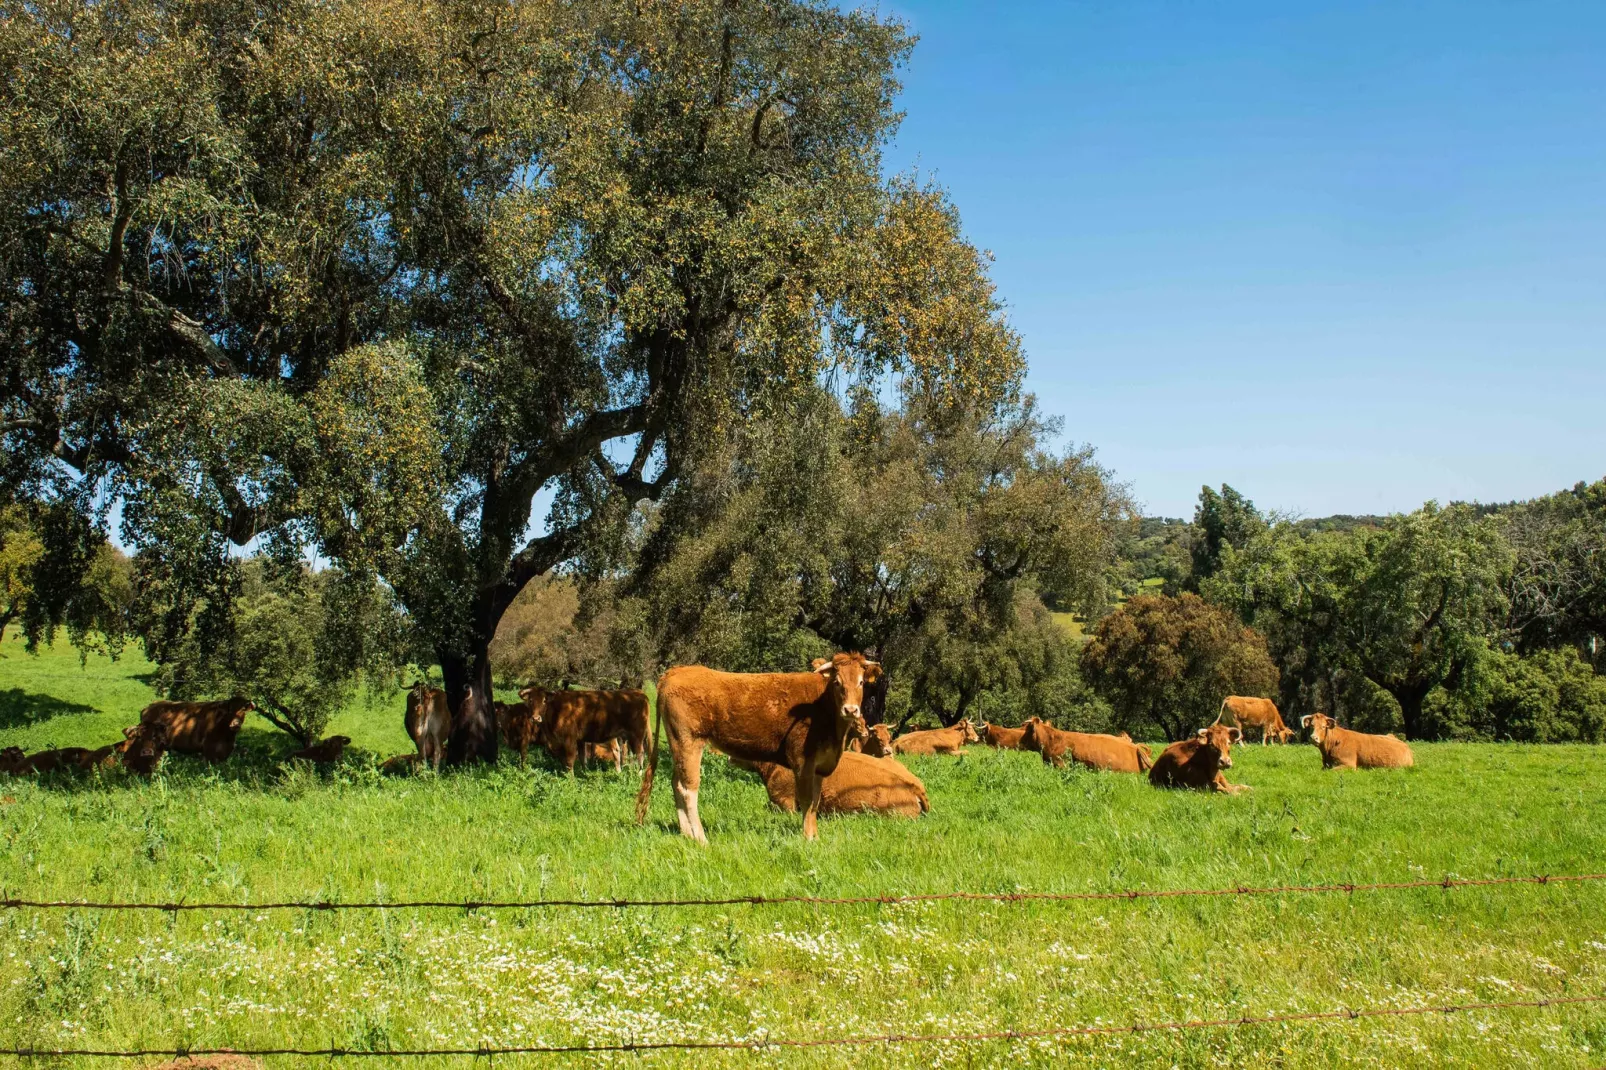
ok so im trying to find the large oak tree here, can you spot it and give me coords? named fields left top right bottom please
left=1, top=0, right=1021, bottom=759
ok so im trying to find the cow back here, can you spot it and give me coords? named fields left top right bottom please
left=657, top=666, right=836, bottom=766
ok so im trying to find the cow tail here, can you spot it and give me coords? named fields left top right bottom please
left=1213, top=698, right=1227, bottom=725
left=634, top=680, right=665, bottom=825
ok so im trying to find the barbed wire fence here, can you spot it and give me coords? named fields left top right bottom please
left=2, top=870, right=1603, bottom=1059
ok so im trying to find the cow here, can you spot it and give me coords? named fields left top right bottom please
left=0, top=746, right=26, bottom=774
left=496, top=699, right=539, bottom=764
left=119, top=722, right=170, bottom=776
left=859, top=722, right=896, bottom=758
left=1301, top=713, right=1414, bottom=770
left=581, top=739, right=623, bottom=769
left=1021, top=719, right=1153, bottom=773
left=979, top=722, right=1027, bottom=749
left=139, top=696, right=255, bottom=763
left=890, top=719, right=980, bottom=756
left=735, top=751, right=929, bottom=818
left=1216, top=696, right=1294, bottom=745
left=1148, top=723, right=1248, bottom=793
left=379, top=752, right=421, bottom=774
left=519, top=686, right=649, bottom=773
left=289, top=735, right=351, bottom=763
left=636, top=652, right=879, bottom=842
left=404, top=683, right=451, bottom=771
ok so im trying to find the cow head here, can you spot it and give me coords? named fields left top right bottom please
left=957, top=719, right=981, bottom=745
left=1300, top=713, right=1336, bottom=744
left=226, top=695, right=256, bottom=727
left=1019, top=717, right=1042, bottom=751
left=0, top=746, right=25, bottom=773
left=1272, top=725, right=1296, bottom=744
left=862, top=723, right=895, bottom=758
left=814, top=653, right=879, bottom=746
left=1193, top=723, right=1240, bottom=768
left=120, top=722, right=169, bottom=775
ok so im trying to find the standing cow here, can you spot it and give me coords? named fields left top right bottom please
left=1301, top=713, right=1414, bottom=769
left=637, top=652, right=877, bottom=842
left=139, top=697, right=255, bottom=763
left=1215, top=696, right=1294, bottom=744
left=405, top=684, right=451, bottom=771
left=518, top=686, right=649, bottom=773
left=1148, top=723, right=1248, bottom=793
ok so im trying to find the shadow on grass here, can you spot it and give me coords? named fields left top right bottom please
left=0, top=687, right=97, bottom=730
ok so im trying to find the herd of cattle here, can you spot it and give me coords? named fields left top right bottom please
left=0, top=654, right=1414, bottom=842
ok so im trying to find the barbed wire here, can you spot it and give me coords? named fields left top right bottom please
left=4, top=994, right=1600, bottom=1057
left=2, top=871, right=1602, bottom=913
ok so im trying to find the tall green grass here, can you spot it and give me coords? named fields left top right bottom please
left=3, top=631, right=1605, bottom=1067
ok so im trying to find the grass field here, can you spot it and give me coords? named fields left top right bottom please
left=3, top=631, right=1606, bottom=1067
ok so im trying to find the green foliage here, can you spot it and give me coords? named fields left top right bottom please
left=1079, top=592, right=1280, bottom=740
left=1, top=0, right=1025, bottom=719
left=147, top=559, right=411, bottom=744
left=1188, top=483, right=1265, bottom=587
left=1495, top=477, right=1606, bottom=656
left=1208, top=504, right=1511, bottom=738
left=0, top=503, right=133, bottom=657
left=1425, top=644, right=1606, bottom=743
left=618, top=387, right=1130, bottom=724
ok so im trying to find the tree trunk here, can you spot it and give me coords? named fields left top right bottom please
left=1387, top=680, right=1435, bottom=741
left=442, top=643, right=498, bottom=766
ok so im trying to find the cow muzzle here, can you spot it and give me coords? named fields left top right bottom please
left=1219, top=755, right=1232, bottom=769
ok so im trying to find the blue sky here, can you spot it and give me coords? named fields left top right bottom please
left=881, top=0, right=1606, bottom=518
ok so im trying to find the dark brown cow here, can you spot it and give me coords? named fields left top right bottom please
left=891, top=719, right=980, bottom=755
left=1021, top=719, right=1153, bottom=773
left=0, top=746, right=26, bottom=774
left=978, top=722, right=1027, bottom=749
left=637, top=652, right=878, bottom=842
left=405, top=684, right=451, bottom=771
left=519, top=686, right=649, bottom=773
left=139, top=696, right=255, bottom=763
left=119, top=722, right=170, bottom=776
left=736, top=751, right=929, bottom=818
left=289, top=735, right=351, bottom=763
left=1148, top=723, right=1247, bottom=793
left=1301, top=713, right=1414, bottom=769
left=1217, top=696, right=1294, bottom=745
left=379, top=752, right=421, bottom=774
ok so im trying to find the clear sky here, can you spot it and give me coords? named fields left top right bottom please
left=881, top=0, right=1606, bottom=519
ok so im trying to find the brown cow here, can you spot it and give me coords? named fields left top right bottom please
left=580, top=739, right=623, bottom=769
left=519, top=686, right=649, bottom=773
left=891, top=719, right=980, bottom=756
left=119, top=722, right=170, bottom=776
left=405, top=684, right=451, bottom=771
left=1021, top=719, right=1153, bottom=773
left=1148, top=723, right=1248, bottom=793
left=736, top=751, right=929, bottom=818
left=859, top=722, right=895, bottom=758
left=495, top=699, right=539, bottom=764
left=1216, top=696, right=1294, bottom=745
left=1301, top=713, right=1414, bottom=770
left=637, top=652, right=878, bottom=842
left=379, top=752, right=421, bottom=774
left=289, top=735, right=351, bottom=763
left=139, top=696, right=255, bottom=763
left=979, top=722, right=1027, bottom=749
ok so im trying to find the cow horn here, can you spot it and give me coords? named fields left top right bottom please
left=1196, top=728, right=1209, bottom=740
left=1300, top=715, right=1312, bottom=728
left=814, top=660, right=833, bottom=675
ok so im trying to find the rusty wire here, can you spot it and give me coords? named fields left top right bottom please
left=2, top=994, right=1601, bottom=1057
left=1, top=871, right=1602, bottom=913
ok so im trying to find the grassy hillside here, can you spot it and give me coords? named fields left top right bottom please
left=2, top=633, right=1605, bottom=1067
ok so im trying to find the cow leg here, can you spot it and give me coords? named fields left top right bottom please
left=670, top=738, right=707, bottom=843
left=613, top=740, right=624, bottom=772
left=795, top=760, right=822, bottom=841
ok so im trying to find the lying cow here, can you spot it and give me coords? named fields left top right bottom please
left=0, top=746, right=27, bottom=774
left=1022, top=719, right=1153, bottom=773
left=891, top=719, right=979, bottom=756
left=119, top=722, right=170, bottom=776
left=735, top=751, right=929, bottom=817
left=289, top=735, right=351, bottom=763
left=519, top=686, right=649, bottom=773
left=1216, top=696, right=1294, bottom=745
left=139, top=696, right=255, bottom=762
left=379, top=753, right=421, bottom=774
left=14, top=744, right=126, bottom=774
left=859, top=723, right=895, bottom=758
left=405, top=683, right=451, bottom=771
left=637, top=652, right=877, bottom=842
left=1301, top=713, right=1414, bottom=769
left=1148, top=723, right=1248, bottom=793
left=979, top=722, right=1027, bottom=749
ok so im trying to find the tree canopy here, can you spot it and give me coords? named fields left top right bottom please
left=3, top=0, right=1024, bottom=758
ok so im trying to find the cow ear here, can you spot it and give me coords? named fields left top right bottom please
left=863, top=660, right=881, bottom=683
left=1300, top=715, right=1312, bottom=728
left=122, top=725, right=138, bottom=740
